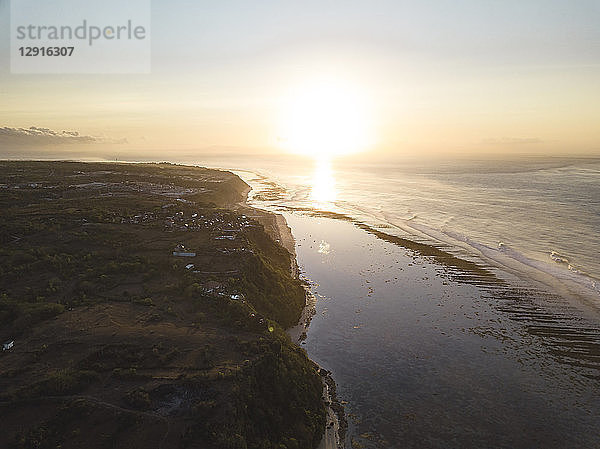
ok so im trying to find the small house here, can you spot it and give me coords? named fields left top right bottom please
left=173, top=243, right=196, bottom=257
left=173, top=251, right=196, bottom=257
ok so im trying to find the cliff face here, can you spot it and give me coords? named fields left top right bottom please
left=0, top=161, right=325, bottom=449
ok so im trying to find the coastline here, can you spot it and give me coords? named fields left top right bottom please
left=318, top=368, right=348, bottom=449
left=242, top=187, right=347, bottom=449
left=285, top=287, right=347, bottom=449
left=234, top=185, right=297, bottom=276
left=231, top=164, right=600, bottom=311
left=277, top=210, right=600, bottom=448
left=232, top=166, right=600, bottom=448
left=3, top=161, right=599, bottom=447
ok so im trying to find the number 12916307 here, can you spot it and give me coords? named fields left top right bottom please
left=19, top=47, right=74, bottom=56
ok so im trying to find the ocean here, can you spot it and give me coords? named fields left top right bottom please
left=202, top=154, right=600, bottom=304
left=194, top=153, right=600, bottom=448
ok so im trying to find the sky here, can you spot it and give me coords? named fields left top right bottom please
left=1, top=0, right=599, bottom=159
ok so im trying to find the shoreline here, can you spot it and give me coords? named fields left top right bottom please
left=274, top=209, right=600, bottom=448
left=318, top=368, right=348, bottom=449
left=285, top=287, right=347, bottom=449
left=280, top=205, right=600, bottom=313
left=225, top=165, right=597, bottom=449
left=235, top=183, right=297, bottom=276
left=241, top=186, right=347, bottom=449
left=268, top=214, right=347, bottom=449
left=233, top=168, right=600, bottom=312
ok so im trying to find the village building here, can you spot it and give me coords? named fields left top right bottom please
left=172, top=243, right=196, bottom=257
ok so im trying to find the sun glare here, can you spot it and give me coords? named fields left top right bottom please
left=311, top=158, right=336, bottom=206
left=278, top=80, right=374, bottom=158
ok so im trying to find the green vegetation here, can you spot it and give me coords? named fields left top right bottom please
left=186, top=329, right=325, bottom=449
left=0, top=161, right=325, bottom=449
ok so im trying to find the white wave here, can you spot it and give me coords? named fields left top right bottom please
left=402, top=220, right=600, bottom=305
left=235, top=164, right=600, bottom=308
left=333, top=202, right=600, bottom=306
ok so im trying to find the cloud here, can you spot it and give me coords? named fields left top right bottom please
left=482, top=137, right=543, bottom=145
left=0, top=126, right=127, bottom=147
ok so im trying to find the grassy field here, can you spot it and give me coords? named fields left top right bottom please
left=0, top=161, right=325, bottom=449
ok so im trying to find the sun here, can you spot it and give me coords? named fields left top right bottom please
left=277, top=79, right=374, bottom=158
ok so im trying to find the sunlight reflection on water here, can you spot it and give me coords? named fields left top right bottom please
left=311, top=158, right=337, bottom=208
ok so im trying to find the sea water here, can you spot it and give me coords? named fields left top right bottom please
left=199, top=154, right=600, bottom=304
left=285, top=213, right=600, bottom=448
left=193, top=153, right=600, bottom=448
